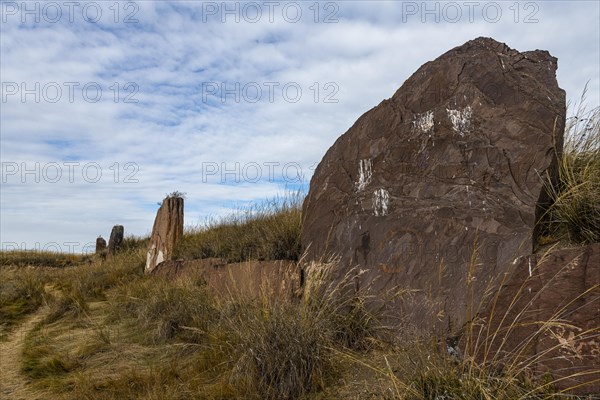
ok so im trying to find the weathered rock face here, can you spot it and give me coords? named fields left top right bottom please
left=145, top=196, right=184, bottom=274
left=475, top=244, right=600, bottom=394
left=108, top=225, right=124, bottom=255
left=301, top=37, right=566, bottom=334
left=95, top=236, right=107, bottom=254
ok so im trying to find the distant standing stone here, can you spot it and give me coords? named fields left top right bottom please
left=95, top=236, right=107, bottom=254
left=145, top=195, right=184, bottom=274
left=108, top=225, right=124, bottom=255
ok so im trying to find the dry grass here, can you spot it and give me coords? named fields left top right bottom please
left=6, top=261, right=598, bottom=399
left=539, top=91, right=600, bottom=245
left=176, top=191, right=303, bottom=262
left=214, top=260, right=390, bottom=399
left=17, top=246, right=596, bottom=399
left=1, top=242, right=146, bottom=338
left=3, top=188, right=598, bottom=399
left=108, top=276, right=215, bottom=344
left=11, top=253, right=391, bottom=399
left=0, top=250, right=89, bottom=268
left=0, top=267, right=51, bottom=338
left=366, top=243, right=600, bottom=400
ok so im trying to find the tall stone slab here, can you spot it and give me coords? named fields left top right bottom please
left=108, top=225, right=124, bottom=255
left=145, top=195, right=184, bottom=274
left=301, top=37, right=566, bottom=334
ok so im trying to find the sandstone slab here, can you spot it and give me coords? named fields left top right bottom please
left=301, top=37, right=566, bottom=333
left=145, top=196, right=184, bottom=273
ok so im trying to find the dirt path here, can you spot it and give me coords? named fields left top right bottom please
left=0, top=286, right=58, bottom=400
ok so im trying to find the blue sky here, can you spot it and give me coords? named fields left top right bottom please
left=1, top=1, right=599, bottom=252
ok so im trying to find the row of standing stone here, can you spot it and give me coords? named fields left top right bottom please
left=92, top=195, right=183, bottom=269
left=95, top=225, right=124, bottom=256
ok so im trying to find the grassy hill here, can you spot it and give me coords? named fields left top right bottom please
left=1, top=104, right=598, bottom=399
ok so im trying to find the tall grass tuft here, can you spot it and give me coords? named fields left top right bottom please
left=380, top=244, right=600, bottom=400
left=540, top=91, right=600, bottom=245
left=119, top=234, right=150, bottom=252
left=227, top=301, right=332, bottom=399
left=214, top=259, right=391, bottom=399
left=41, top=247, right=146, bottom=323
left=109, top=276, right=215, bottom=344
left=56, top=247, right=145, bottom=299
left=176, top=191, right=303, bottom=262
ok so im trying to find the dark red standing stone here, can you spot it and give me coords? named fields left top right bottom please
left=95, top=236, right=107, bottom=254
left=301, top=37, right=566, bottom=334
left=108, top=225, right=124, bottom=255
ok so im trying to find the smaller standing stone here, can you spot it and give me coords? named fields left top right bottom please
left=95, top=236, right=107, bottom=254
left=108, top=225, right=124, bottom=255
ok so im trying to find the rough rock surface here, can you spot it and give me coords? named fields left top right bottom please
left=145, top=196, right=184, bottom=273
left=95, top=236, right=107, bottom=254
left=301, top=37, right=566, bottom=333
left=108, top=225, right=124, bottom=255
left=475, top=244, right=600, bottom=394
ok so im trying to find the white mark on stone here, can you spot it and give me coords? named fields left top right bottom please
left=156, top=250, right=165, bottom=265
left=372, top=188, right=390, bottom=216
left=356, top=159, right=372, bottom=191
left=145, top=246, right=155, bottom=271
left=500, top=59, right=505, bottom=69
left=412, top=110, right=434, bottom=134
left=447, top=106, right=472, bottom=135
left=145, top=245, right=165, bottom=272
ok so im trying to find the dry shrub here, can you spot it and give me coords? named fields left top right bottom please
left=110, top=276, right=215, bottom=344
left=540, top=91, right=600, bottom=245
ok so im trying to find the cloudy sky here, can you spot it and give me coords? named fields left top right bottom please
left=1, top=1, right=598, bottom=252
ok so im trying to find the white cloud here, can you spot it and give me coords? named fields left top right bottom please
left=1, top=1, right=598, bottom=250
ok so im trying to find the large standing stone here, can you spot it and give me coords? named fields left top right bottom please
left=301, top=37, right=566, bottom=334
left=95, top=236, right=107, bottom=254
left=145, top=195, right=184, bottom=274
left=108, top=225, right=124, bottom=255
